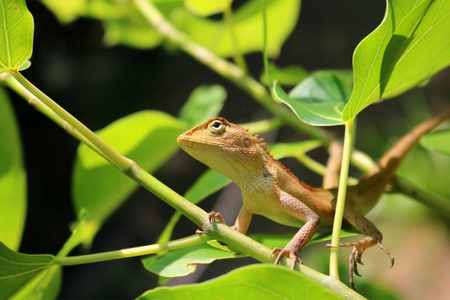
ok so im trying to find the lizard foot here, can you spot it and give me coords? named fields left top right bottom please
left=336, top=240, right=394, bottom=289
left=196, top=211, right=225, bottom=234
left=271, top=247, right=303, bottom=269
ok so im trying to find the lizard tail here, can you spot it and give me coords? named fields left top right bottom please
left=353, top=108, right=450, bottom=213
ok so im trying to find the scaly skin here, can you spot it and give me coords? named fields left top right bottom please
left=177, top=110, right=450, bottom=288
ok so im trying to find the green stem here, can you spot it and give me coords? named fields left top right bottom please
left=223, top=5, right=248, bottom=74
left=329, top=120, right=354, bottom=279
left=239, top=117, right=283, bottom=134
left=1, top=73, right=105, bottom=160
left=205, top=222, right=364, bottom=299
left=294, top=153, right=328, bottom=176
left=9, top=71, right=130, bottom=171
left=5, top=71, right=209, bottom=229
left=262, top=0, right=271, bottom=88
left=57, top=234, right=209, bottom=266
left=133, top=0, right=329, bottom=144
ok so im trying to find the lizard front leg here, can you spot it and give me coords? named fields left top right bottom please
left=272, top=191, right=320, bottom=269
left=232, top=206, right=253, bottom=234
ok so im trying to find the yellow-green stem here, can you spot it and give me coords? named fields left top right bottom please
left=56, top=234, right=209, bottom=266
left=9, top=71, right=130, bottom=171
left=262, top=0, right=271, bottom=88
left=329, top=120, right=354, bottom=279
left=224, top=5, right=248, bottom=74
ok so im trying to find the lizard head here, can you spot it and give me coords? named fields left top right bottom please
left=177, top=117, right=265, bottom=178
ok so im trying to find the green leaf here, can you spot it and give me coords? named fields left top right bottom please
left=42, top=0, right=183, bottom=49
left=72, top=111, right=187, bottom=246
left=142, top=242, right=237, bottom=277
left=260, top=64, right=309, bottom=86
left=172, top=0, right=300, bottom=57
left=273, top=71, right=353, bottom=126
left=269, top=140, right=322, bottom=160
left=250, top=230, right=357, bottom=250
left=420, top=130, right=450, bottom=156
left=156, top=169, right=230, bottom=244
left=138, top=264, right=343, bottom=299
left=103, top=18, right=162, bottom=49
left=178, top=85, right=227, bottom=125
left=0, top=0, right=34, bottom=72
left=185, top=0, right=232, bottom=17
left=343, top=0, right=450, bottom=121
left=0, top=241, right=55, bottom=299
left=9, top=265, right=61, bottom=300
left=184, top=169, right=231, bottom=204
left=0, top=86, right=26, bottom=250
left=41, top=0, right=88, bottom=23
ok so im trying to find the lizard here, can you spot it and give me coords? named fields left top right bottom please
left=177, top=109, right=450, bottom=288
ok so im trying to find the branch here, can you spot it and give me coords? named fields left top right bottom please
left=132, top=0, right=446, bottom=214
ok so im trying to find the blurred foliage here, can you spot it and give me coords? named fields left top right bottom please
left=0, top=0, right=449, bottom=299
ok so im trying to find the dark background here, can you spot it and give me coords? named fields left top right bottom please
left=7, top=0, right=449, bottom=298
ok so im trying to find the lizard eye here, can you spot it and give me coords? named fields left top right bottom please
left=208, top=120, right=225, bottom=134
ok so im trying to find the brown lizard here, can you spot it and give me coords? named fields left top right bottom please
left=177, top=110, right=450, bottom=288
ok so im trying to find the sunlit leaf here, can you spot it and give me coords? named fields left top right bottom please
left=420, top=130, right=450, bottom=156
left=269, top=140, right=322, bottom=159
left=156, top=169, right=230, bottom=244
left=72, top=111, right=187, bottom=246
left=0, top=241, right=55, bottom=299
left=41, top=0, right=88, bottom=23
left=273, top=71, right=352, bottom=126
left=172, top=0, right=300, bottom=57
left=10, top=265, right=61, bottom=300
left=138, top=264, right=342, bottom=299
left=0, top=87, right=26, bottom=250
left=185, top=0, right=232, bottom=17
left=250, top=230, right=357, bottom=250
left=178, top=85, right=227, bottom=125
left=260, top=63, right=309, bottom=86
left=142, top=242, right=237, bottom=277
left=103, top=18, right=162, bottom=49
left=343, top=0, right=450, bottom=121
left=0, top=0, right=34, bottom=72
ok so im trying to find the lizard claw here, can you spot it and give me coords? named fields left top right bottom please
left=378, top=242, right=395, bottom=268
left=196, top=211, right=225, bottom=234
left=271, top=247, right=303, bottom=269
left=345, top=241, right=394, bottom=289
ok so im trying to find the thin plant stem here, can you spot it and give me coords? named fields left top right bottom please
left=56, top=234, right=210, bottom=266
left=133, top=0, right=330, bottom=144
left=262, top=0, right=271, bottom=88
left=223, top=5, right=248, bottom=74
left=9, top=71, right=130, bottom=171
left=5, top=71, right=210, bottom=229
left=329, top=120, right=354, bottom=279
left=1, top=73, right=105, bottom=160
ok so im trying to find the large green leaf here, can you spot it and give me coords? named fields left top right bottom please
left=0, top=0, right=34, bottom=72
left=42, top=0, right=184, bottom=49
left=420, top=130, right=450, bottom=156
left=156, top=169, right=231, bottom=244
left=142, top=242, right=238, bottom=277
left=273, top=71, right=353, bottom=126
left=185, top=0, right=232, bottom=17
left=343, top=0, right=450, bottom=121
left=72, top=110, right=187, bottom=246
left=178, top=84, right=227, bottom=126
left=0, top=86, right=26, bottom=250
left=172, top=0, right=300, bottom=57
left=260, top=63, right=309, bottom=86
left=0, top=241, right=55, bottom=299
left=138, top=264, right=342, bottom=299
left=269, top=140, right=322, bottom=159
